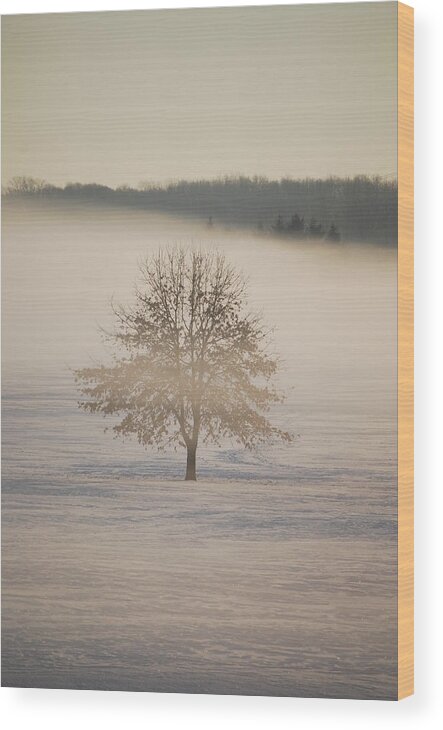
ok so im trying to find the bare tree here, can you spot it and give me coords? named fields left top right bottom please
left=2, top=176, right=51, bottom=195
left=75, top=248, right=292, bottom=481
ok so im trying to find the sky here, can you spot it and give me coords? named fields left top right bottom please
left=2, top=2, right=397, bottom=187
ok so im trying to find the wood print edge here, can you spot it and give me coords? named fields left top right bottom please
left=397, top=0, right=414, bottom=701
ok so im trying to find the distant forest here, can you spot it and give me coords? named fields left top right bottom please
left=3, top=175, right=397, bottom=244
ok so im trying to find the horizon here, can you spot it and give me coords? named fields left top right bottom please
left=2, top=171, right=397, bottom=245
left=3, top=170, right=398, bottom=193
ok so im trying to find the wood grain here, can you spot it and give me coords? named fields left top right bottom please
left=397, top=1, right=414, bottom=701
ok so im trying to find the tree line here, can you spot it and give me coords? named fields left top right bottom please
left=270, top=213, right=341, bottom=241
left=3, top=174, right=397, bottom=245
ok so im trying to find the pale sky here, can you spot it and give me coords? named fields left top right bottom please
left=2, top=2, right=397, bottom=187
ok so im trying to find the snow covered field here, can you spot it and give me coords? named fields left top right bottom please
left=2, top=200, right=397, bottom=697
left=2, top=475, right=397, bottom=698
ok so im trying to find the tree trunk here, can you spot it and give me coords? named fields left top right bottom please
left=185, top=442, right=197, bottom=481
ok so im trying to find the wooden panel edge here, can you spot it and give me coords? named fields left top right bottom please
left=397, top=0, right=414, bottom=701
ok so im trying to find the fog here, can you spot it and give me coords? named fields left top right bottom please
left=2, top=198, right=396, bottom=484
left=2, top=199, right=397, bottom=697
